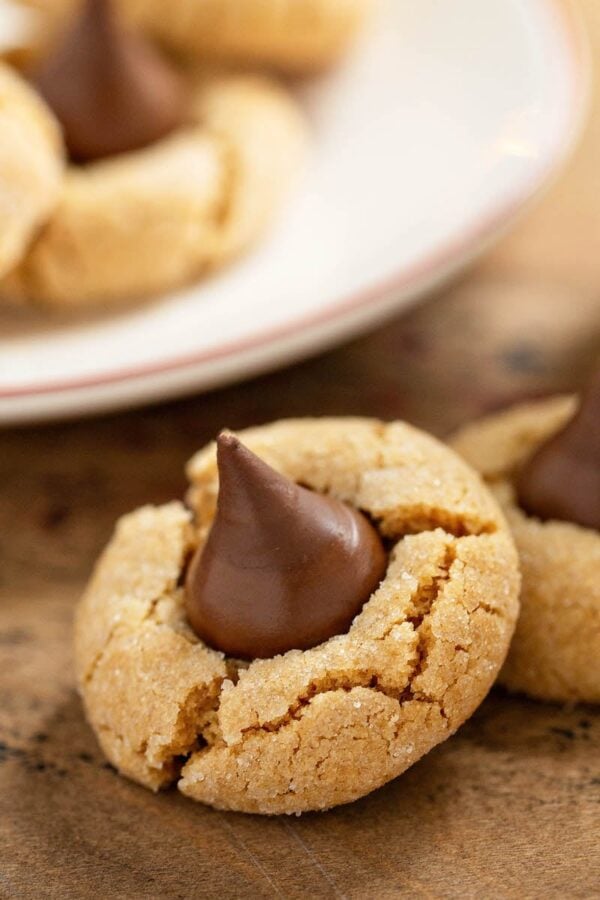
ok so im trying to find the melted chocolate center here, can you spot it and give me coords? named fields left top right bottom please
left=32, top=0, right=186, bottom=162
left=516, top=367, right=600, bottom=530
left=185, top=433, right=388, bottom=659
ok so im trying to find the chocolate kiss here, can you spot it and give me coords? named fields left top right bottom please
left=185, top=433, right=388, bottom=659
left=32, top=0, right=186, bottom=162
left=516, top=367, right=600, bottom=530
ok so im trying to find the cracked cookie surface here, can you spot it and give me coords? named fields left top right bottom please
left=1, top=69, right=305, bottom=310
left=75, top=418, right=520, bottom=814
left=451, top=397, right=600, bottom=703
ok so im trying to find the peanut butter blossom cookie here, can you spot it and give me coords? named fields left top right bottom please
left=75, top=418, right=519, bottom=814
left=0, top=0, right=305, bottom=309
left=451, top=369, right=600, bottom=703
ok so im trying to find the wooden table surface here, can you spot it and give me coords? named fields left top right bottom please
left=2, top=3, right=600, bottom=897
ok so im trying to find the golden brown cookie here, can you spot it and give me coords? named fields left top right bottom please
left=0, top=70, right=305, bottom=309
left=0, top=61, right=63, bottom=279
left=451, top=396, right=600, bottom=704
left=75, top=418, right=519, bottom=814
left=18, top=0, right=374, bottom=73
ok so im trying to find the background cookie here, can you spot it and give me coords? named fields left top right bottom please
left=17, top=0, right=374, bottom=72
left=0, top=61, right=63, bottom=279
left=75, top=418, right=520, bottom=814
left=451, top=397, right=600, bottom=703
left=1, top=71, right=306, bottom=309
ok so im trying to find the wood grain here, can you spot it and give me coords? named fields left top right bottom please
left=1, top=1, right=599, bottom=896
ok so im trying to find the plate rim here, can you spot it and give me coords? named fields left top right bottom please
left=0, top=0, right=590, bottom=405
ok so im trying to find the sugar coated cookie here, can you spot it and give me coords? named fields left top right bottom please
left=1, top=70, right=305, bottom=309
left=1, top=0, right=306, bottom=310
left=75, top=418, right=519, bottom=814
left=451, top=392, right=600, bottom=703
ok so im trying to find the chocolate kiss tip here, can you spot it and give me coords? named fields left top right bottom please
left=32, top=0, right=186, bottom=163
left=516, top=365, right=600, bottom=530
left=186, top=436, right=388, bottom=660
left=217, top=431, right=241, bottom=455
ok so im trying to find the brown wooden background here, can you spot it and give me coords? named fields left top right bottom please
left=1, top=1, right=599, bottom=896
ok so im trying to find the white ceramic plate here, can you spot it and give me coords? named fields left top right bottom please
left=0, top=0, right=588, bottom=424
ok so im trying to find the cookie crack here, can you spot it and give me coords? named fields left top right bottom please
left=82, top=588, right=170, bottom=688
left=233, top=545, right=457, bottom=743
left=82, top=621, right=120, bottom=688
left=141, top=655, right=246, bottom=782
left=98, top=675, right=227, bottom=788
left=376, top=509, right=497, bottom=540
left=373, top=426, right=499, bottom=538
left=473, top=601, right=504, bottom=619
left=148, top=677, right=225, bottom=772
left=239, top=678, right=400, bottom=740
left=395, top=545, right=456, bottom=707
